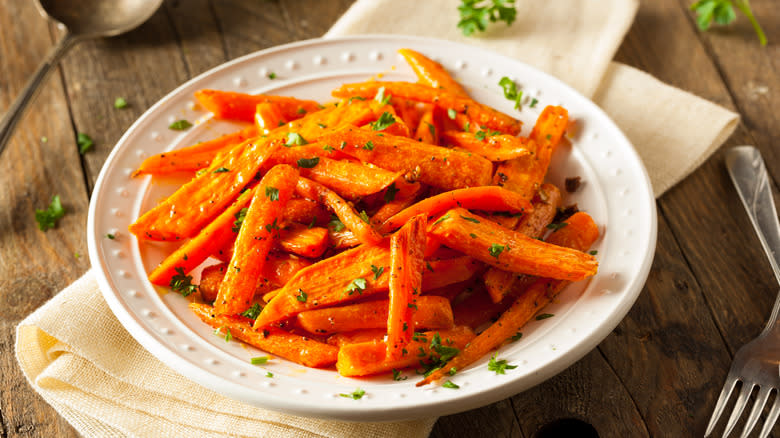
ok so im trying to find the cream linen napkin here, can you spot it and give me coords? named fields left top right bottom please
left=16, top=1, right=739, bottom=437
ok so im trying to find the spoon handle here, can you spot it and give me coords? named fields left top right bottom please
left=0, top=31, right=77, bottom=156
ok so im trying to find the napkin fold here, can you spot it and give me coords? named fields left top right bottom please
left=16, top=1, right=739, bottom=437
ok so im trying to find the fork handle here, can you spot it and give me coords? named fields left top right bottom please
left=726, top=146, right=780, bottom=336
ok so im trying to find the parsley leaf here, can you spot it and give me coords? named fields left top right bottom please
left=286, top=132, right=308, bottom=146
left=384, top=183, right=400, bottom=202
left=328, top=215, right=346, bottom=232
left=77, top=133, right=93, bottom=154
left=106, top=233, right=115, bottom=240
left=266, top=372, right=274, bottom=378
left=251, top=356, right=269, bottom=365
left=296, top=157, right=319, bottom=168
left=265, top=186, right=280, bottom=201
left=460, top=215, right=480, bottom=223
left=510, top=331, right=523, bottom=342
left=433, top=213, right=451, bottom=225
left=363, top=140, right=375, bottom=150
left=371, top=264, right=385, bottom=280
left=296, top=288, right=308, bottom=302
left=370, top=112, right=396, bottom=131
left=170, top=267, right=198, bottom=297
left=536, top=313, right=554, bottom=320
left=488, top=243, right=505, bottom=258
left=168, top=120, right=192, bottom=131
left=268, top=72, right=277, bottom=79
left=240, top=303, right=263, bottom=320
left=359, top=210, right=370, bottom=224
left=488, top=354, right=518, bottom=374
left=346, top=278, right=367, bottom=295
left=589, top=250, right=598, bottom=256
left=232, top=207, right=248, bottom=232
left=498, top=76, right=523, bottom=109
left=374, top=86, right=392, bottom=105
left=114, top=97, right=128, bottom=109
left=457, top=0, right=517, bottom=36
left=340, top=388, right=366, bottom=400
left=35, top=195, right=66, bottom=231
left=392, top=369, right=407, bottom=381
left=547, top=222, right=568, bottom=231
left=442, top=380, right=460, bottom=389
left=447, top=108, right=457, bottom=120
left=691, top=0, right=766, bottom=45
left=212, top=167, right=230, bottom=173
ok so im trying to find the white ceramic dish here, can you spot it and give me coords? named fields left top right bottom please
left=87, top=35, right=657, bottom=421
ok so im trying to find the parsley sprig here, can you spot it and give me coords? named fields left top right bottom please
left=457, top=0, right=517, bottom=36
left=35, top=195, right=66, bottom=231
left=170, top=267, right=198, bottom=297
left=487, top=354, right=518, bottom=375
left=691, top=0, right=767, bottom=45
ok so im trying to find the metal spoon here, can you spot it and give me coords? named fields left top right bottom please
left=0, top=0, right=163, bottom=156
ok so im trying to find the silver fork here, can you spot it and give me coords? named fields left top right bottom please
left=707, top=146, right=780, bottom=437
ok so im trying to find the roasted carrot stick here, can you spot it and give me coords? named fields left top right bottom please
left=453, top=286, right=514, bottom=330
left=129, top=138, right=280, bottom=241
left=328, top=227, right=361, bottom=249
left=429, top=208, right=597, bottom=281
left=199, top=255, right=312, bottom=303
left=391, top=99, right=425, bottom=132
left=368, top=104, right=412, bottom=138
left=295, top=177, right=383, bottom=245
left=414, top=108, right=438, bottom=144
left=190, top=303, right=338, bottom=368
left=215, top=164, right=298, bottom=315
left=484, top=184, right=562, bottom=303
left=255, top=102, right=285, bottom=134
left=327, top=329, right=386, bottom=347
left=297, top=295, right=453, bottom=335
left=278, top=224, right=329, bottom=258
left=370, top=179, right=423, bottom=227
left=133, top=125, right=259, bottom=176
left=419, top=211, right=599, bottom=385
left=195, top=89, right=322, bottom=123
left=336, top=326, right=475, bottom=377
left=332, top=82, right=521, bottom=135
left=316, top=126, right=493, bottom=190
left=282, top=198, right=330, bottom=226
left=398, top=48, right=468, bottom=97
left=441, top=131, right=533, bottom=162
left=494, top=106, right=568, bottom=199
left=387, top=214, right=427, bottom=360
left=379, top=186, right=533, bottom=233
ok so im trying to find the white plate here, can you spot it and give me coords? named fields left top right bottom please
left=87, top=35, right=656, bottom=421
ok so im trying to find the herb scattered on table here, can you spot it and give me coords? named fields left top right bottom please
left=340, top=388, right=365, bottom=400
left=457, top=0, right=517, bottom=36
left=114, top=97, right=128, bottom=109
left=169, top=120, right=192, bottom=131
left=35, top=195, right=65, bottom=231
left=690, top=0, right=767, bottom=45
left=77, top=133, right=93, bottom=154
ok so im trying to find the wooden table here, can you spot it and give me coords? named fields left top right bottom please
left=1, top=1, right=777, bottom=436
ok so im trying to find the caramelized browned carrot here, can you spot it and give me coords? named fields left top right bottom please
left=398, top=48, right=468, bottom=96
left=195, top=89, right=322, bottom=123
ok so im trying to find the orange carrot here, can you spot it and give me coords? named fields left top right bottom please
left=295, top=177, right=383, bottom=245
left=379, top=186, right=533, bottom=233
left=215, top=164, right=298, bottom=315
left=255, top=102, right=285, bottom=134
left=398, top=48, right=468, bottom=96
left=452, top=286, right=513, bottom=329
left=441, top=131, right=533, bottom=162
left=133, top=126, right=259, bottom=176
left=316, top=126, right=493, bottom=190
left=370, top=179, right=423, bottom=227
left=429, top=208, right=597, bottom=281
left=327, top=329, right=386, bottom=347
left=414, top=108, right=439, bottom=144
left=484, top=184, right=562, bottom=303
left=198, top=255, right=312, bottom=303
left=386, top=214, right=427, bottom=360
left=419, top=212, right=599, bottom=385
left=332, top=81, right=521, bottom=135
left=369, top=104, right=412, bottom=138
left=336, top=326, right=475, bottom=377
left=195, top=89, right=322, bottom=123
left=391, top=99, right=425, bottom=132
left=328, top=227, right=361, bottom=249
left=282, top=198, right=330, bottom=226
left=129, top=138, right=280, bottom=241
left=190, top=303, right=337, bottom=368
left=494, top=106, right=568, bottom=199
left=297, top=295, right=453, bottom=335
left=278, top=224, right=329, bottom=258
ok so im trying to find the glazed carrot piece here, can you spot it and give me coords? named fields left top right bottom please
left=332, top=82, right=521, bottom=135
left=282, top=198, right=330, bottom=226
left=441, top=131, right=533, bottom=162
left=414, top=108, right=438, bottom=144
left=278, top=224, right=329, bottom=258
left=133, top=125, right=259, bottom=176
left=297, top=295, right=453, bottom=335
left=386, top=214, right=427, bottom=360
left=327, top=329, right=386, bottom=347
left=129, top=138, right=280, bottom=241
left=484, top=184, right=562, bottom=303
left=255, top=102, right=285, bottom=134
left=195, top=89, right=322, bottom=123
left=453, top=286, right=514, bottom=329
left=429, top=208, right=598, bottom=281
left=419, top=212, right=599, bottom=385
left=494, top=106, right=568, bottom=199
left=370, top=179, right=423, bottom=227
left=147, top=187, right=256, bottom=286
left=398, top=48, right=468, bottom=97
left=368, top=104, right=412, bottom=138
left=391, top=99, right=425, bottom=132
left=255, top=248, right=481, bottom=328
left=337, top=326, right=475, bottom=377
left=379, top=186, right=533, bottom=233
left=215, top=164, right=299, bottom=315
left=328, top=227, right=361, bottom=249
left=317, top=126, right=493, bottom=190
left=198, top=255, right=313, bottom=303
left=190, top=303, right=338, bottom=368
left=295, top=177, right=383, bottom=245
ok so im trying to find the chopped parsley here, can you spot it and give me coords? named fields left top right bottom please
left=457, top=0, right=517, bottom=36
left=359, top=210, right=370, bottom=224
left=240, top=303, right=263, bottom=320
left=77, top=133, right=94, bottom=154
left=448, top=367, right=458, bottom=376
left=488, top=243, right=505, bottom=258
left=392, top=369, right=407, bottom=381
left=106, top=233, right=115, bottom=240
left=509, top=331, right=523, bottom=342
left=363, top=140, right=375, bottom=151
left=426, top=261, right=435, bottom=272
left=323, top=144, right=335, bottom=152
left=417, top=332, right=461, bottom=377
left=35, top=195, right=66, bottom=231
left=264, top=218, right=280, bottom=232
left=265, top=186, right=280, bottom=201
left=266, top=372, right=274, bottom=378
left=170, top=267, right=197, bottom=297
left=268, top=72, right=277, bottom=79
left=433, top=213, right=451, bottom=225
left=371, top=264, right=384, bottom=280
left=232, top=207, right=248, bottom=232
left=296, top=157, right=319, bottom=168
left=168, top=120, right=192, bottom=131
left=498, top=76, right=523, bottom=109
left=374, top=86, right=391, bottom=105
left=340, top=388, right=366, bottom=400
left=346, top=278, right=367, bottom=295
left=328, top=215, right=346, bottom=232
left=212, top=167, right=230, bottom=173
left=589, top=250, right=598, bottom=256
left=426, top=122, right=436, bottom=138
left=691, top=0, right=767, bottom=46
left=488, top=354, right=517, bottom=374
left=296, top=288, right=308, bottom=302
left=215, top=326, right=232, bottom=342
left=460, top=215, right=480, bottom=223
left=535, top=313, right=554, bottom=320
left=114, top=97, right=128, bottom=109
left=251, top=356, right=269, bottom=365
left=384, top=183, right=399, bottom=202
left=529, top=97, right=539, bottom=108
left=442, top=380, right=460, bottom=389
left=286, top=132, right=308, bottom=146
left=447, top=108, right=457, bottom=119
left=370, top=112, right=396, bottom=131
left=474, top=130, right=487, bottom=140
left=547, top=222, right=568, bottom=231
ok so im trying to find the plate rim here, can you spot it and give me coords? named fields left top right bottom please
left=87, top=34, right=657, bottom=421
